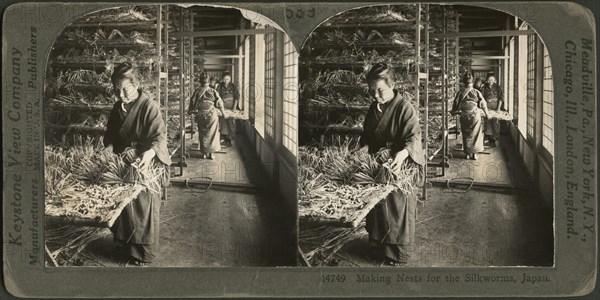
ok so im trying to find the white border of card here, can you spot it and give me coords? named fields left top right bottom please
left=2, top=1, right=597, bottom=297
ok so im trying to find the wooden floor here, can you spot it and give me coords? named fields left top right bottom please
left=316, top=132, right=554, bottom=267
left=55, top=133, right=295, bottom=267
left=169, top=131, right=270, bottom=187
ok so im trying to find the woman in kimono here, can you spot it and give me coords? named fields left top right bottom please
left=188, top=73, right=225, bottom=159
left=480, top=72, right=504, bottom=147
left=359, top=63, right=425, bottom=266
left=451, top=72, right=490, bottom=160
left=217, top=73, right=240, bottom=145
left=104, top=62, right=171, bottom=266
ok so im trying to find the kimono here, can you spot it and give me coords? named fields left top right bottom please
left=217, top=82, right=240, bottom=139
left=104, top=90, right=171, bottom=263
left=188, top=87, right=222, bottom=153
left=451, top=88, right=487, bottom=155
left=360, top=90, right=425, bottom=263
left=480, top=83, right=503, bottom=142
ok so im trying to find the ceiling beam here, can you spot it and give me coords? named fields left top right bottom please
left=470, top=64, right=501, bottom=67
left=460, top=55, right=509, bottom=60
left=202, top=63, right=236, bottom=66
left=431, top=29, right=535, bottom=38
left=171, top=28, right=276, bottom=38
left=195, top=55, right=244, bottom=59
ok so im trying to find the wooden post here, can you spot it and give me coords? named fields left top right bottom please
left=441, top=6, right=447, bottom=177
left=156, top=5, right=162, bottom=108
left=454, top=13, right=460, bottom=140
left=164, top=5, right=169, bottom=126
left=425, top=5, right=430, bottom=199
left=189, top=12, right=194, bottom=95
left=179, top=10, right=186, bottom=175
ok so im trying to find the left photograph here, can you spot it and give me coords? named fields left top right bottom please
left=43, top=5, right=298, bottom=267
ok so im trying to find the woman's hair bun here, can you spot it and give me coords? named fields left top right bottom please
left=366, top=62, right=396, bottom=87
left=111, top=62, right=139, bottom=85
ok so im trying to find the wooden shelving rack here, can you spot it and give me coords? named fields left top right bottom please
left=298, top=4, right=462, bottom=201
left=45, top=5, right=163, bottom=143
left=299, top=4, right=420, bottom=143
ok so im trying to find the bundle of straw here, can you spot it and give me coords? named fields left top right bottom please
left=45, top=137, right=167, bottom=216
left=299, top=225, right=367, bottom=266
left=45, top=225, right=111, bottom=266
left=298, top=137, right=418, bottom=222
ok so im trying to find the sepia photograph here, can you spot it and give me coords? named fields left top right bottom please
left=2, top=0, right=596, bottom=297
left=298, top=4, right=554, bottom=267
left=42, top=4, right=298, bottom=267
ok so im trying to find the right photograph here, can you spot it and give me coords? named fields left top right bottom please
left=298, top=4, right=554, bottom=267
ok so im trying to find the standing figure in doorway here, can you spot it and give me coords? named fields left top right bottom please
left=480, top=72, right=504, bottom=147
left=217, top=72, right=240, bottom=146
left=104, top=62, right=171, bottom=266
left=474, top=78, right=484, bottom=91
left=188, top=73, right=226, bottom=159
left=359, top=63, right=425, bottom=266
left=209, top=78, right=220, bottom=90
left=451, top=72, right=490, bottom=160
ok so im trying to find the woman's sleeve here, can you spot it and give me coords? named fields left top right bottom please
left=359, top=105, right=375, bottom=147
left=396, top=102, right=425, bottom=165
left=451, top=90, right=460, bottom=113
left=188, top=90, right=196, bottom=113
left=103, top=105, right=119, bottom=149
left=497, top=85, right=504, bottom=101
left=234, top=83, right=240, bottom=100
left=144, top=101, right=171, bottom=165
left=476, top=90, right=486, bottom=106
left=214, top=90, right=224, bottom=107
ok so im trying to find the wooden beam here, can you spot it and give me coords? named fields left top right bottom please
left=200, top=54, right=244, bottom=59
left=460, top=55, right=509, bottom=60
left=202, top=63, right=236, bottom=66
left=459, top=15, right=506, bottom=20
left=171, top=28, right=276, bottom=38
left=471, top=64, right=501, bottom=67
left=431, top=29, right=535, bottom=38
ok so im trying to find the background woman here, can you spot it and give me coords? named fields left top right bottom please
left=188, top=73, right=225, bottom=159
left=474, top=78, right=484, bottom=91
left=480, top=72, right=504, bottom=147
left=451, top=72, right=490, bottom=160
left=217, top=73, right=240, bottom=145
left=104, top=62, right=171, bottom=266
left=359, top=63, right=425, bottom=266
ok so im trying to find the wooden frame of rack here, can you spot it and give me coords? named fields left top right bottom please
left=423, top=6, right=462, bottom=180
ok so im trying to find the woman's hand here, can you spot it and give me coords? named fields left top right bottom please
left=104, top=144, right=114, bottom=154
left=390, top=149, right=409, bottom=175
left=358, top=144, right=369, bottom=154
left=136, top=149, right=156, bottom=170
